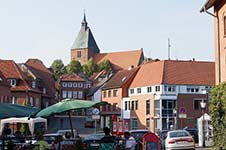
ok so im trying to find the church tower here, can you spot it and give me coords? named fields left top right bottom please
left=70, top=13, right=100, bottom=65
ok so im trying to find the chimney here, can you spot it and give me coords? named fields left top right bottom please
left=192, top=58, right=195, bottom=61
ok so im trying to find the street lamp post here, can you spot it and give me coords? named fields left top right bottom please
left=173, top=108, right=177, bottom=129
left=200, top=99, right=206, bottom=147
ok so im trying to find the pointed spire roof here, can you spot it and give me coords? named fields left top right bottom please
left=71, top=13, right=100, bottom=53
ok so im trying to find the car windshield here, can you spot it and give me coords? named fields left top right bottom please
left=169, top=131, right=189, bottom=138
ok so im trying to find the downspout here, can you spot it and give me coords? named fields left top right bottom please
left=204, top=7, right=221, bottom=83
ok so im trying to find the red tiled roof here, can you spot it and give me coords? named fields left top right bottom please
left=200, top=0, right=219, bottom=12
left=130, top=60, right=215, bottom=87
left=102, top=67, right=139, bottom=90
left=25, top=59, right=56, bottom=96
left=0, top=60, right=33, bottom=92
left=94, top=49, right=143, bottom=71
left=60, top=73, right=85, bottom=82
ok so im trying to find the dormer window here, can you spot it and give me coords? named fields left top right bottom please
left=62, top=82, right=67, bottom=87
left=10, top=79, right=17, bottom=87
left=32, top=81, right=36, bottom=88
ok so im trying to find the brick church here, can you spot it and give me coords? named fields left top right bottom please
left=70, top=14, right=144, bottom=71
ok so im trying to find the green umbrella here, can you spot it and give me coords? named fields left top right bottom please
left=0, top=103, right=40, bottom=119
left=35, top=99, right=108, bottom=137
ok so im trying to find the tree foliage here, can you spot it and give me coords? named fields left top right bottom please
left=82, top=58, right=98, bottom=77
left=98, top=59, right=113, bottom=72
left=210, top=82, right=226, bottom=149
left=66, top=60, right=82, bottom=74
left=50, top=59, right=66, bottom=80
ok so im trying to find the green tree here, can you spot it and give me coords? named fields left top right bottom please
left=210, top=83, right=226, bottom=149
left=50, top=59, right=66, bottom=80
left=66, top=60, right=82, bottom=74
left=98, top=59, right=113, bottom=72
left=82, top=58, right=98, bottom=77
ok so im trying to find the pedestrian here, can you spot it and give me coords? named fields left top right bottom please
left=99, top=127, right=115, bottom=150
left=124, top=132, right=136, bottom=150
left=33, top=134, right=50, bottom=150
left=100, top=127, right=115, bottom=143
left=61, top=132, right=74, bottom=150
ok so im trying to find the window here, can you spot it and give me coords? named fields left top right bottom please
left=130, top=89, right=134, bottom=94
left=137, top=88, right=141, bottom=94
left=43, top=88, right=46, bottom=94
left=125, top=101, right=128, bottom=110
left=108, top=90, right=111, bottom=97
left=30, top=97, right=34, bottom=106
left=155, top=86, right=160, bottom=92
left=12, top=96, right=17, bottom=104
left=10, top=79, right=17, bottom=86
left=131, top=101, right=134, bottom=110
left=68, top=82, right=72, bottom=87
left=103, top=91, right=106, bottom=98
left=146, top=119, right=150, bottom=130
left=146, top=100, right=150, bottom=115
left=113, top=90, right=118, bottom=97
left=73, top=91, right=77, bottom=98
left=165, top=85, right=176, bottom=92
left=77, top=51, right=81, bottom=58
left=135, top=101, right=138, bottom=110
left=32, top=81, right=36, bottom=88
left=78, top=82, right=83, bottom=88
left=131, top=118, right=138, bottom=130
left=62, top=82, right=67, bottom=87
left=147, top=87, right=152, bottom=93
left=113, top=103, right=117, bottom=111
left=194, top=99, right=206, bottom=110
left=73, top=82, right=77, bottom=87
left=78, top=91, right=83, bottom=98
left=68, top=91, right=72, bottom=98
left=224, top=16, right=226, bottom=35
left=62, top=91, right=67, bottom=98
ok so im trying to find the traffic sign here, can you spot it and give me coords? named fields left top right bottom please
left=180, top=107, right=186, bottom=114
left=92, top=108, right=100, bottom=115
left=92, top=114, right=100, bottom=120
left=179, top=114, right=187, bottom=118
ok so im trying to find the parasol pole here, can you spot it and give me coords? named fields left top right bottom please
left=68, top=111, right=74, bottom=138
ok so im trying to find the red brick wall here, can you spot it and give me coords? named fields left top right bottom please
left=177, top=94, right=208, bottom=128
left=214, top=1, right=226, bottom=84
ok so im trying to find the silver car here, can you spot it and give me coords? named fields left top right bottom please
left=165, top=130, right=195, bottom=150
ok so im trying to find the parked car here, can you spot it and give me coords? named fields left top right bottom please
left=82, top=132, right=105, bottom=150
left=157, top=130, right=168, bottom=150
left=130, top=129, right=149, bottom=150
left=165, top=130, right=195, bottom=150
left=0, top=137, right=25, bottom=149
left=183, top=128, right=198, bottom=143
left=43, top=133, right=63, bottom=148
left=57, top=129, right=78, bottom=139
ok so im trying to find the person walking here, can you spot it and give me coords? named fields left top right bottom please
left=99, top=127, right=115, bottom=150
left=33, top=134, right=50, bottom=150
left=123, top=132, right=136, bottom=150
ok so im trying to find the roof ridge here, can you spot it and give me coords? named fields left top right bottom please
left=99, top=49, right=142, bottom=55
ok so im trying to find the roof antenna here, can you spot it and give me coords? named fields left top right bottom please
left=168, top=38, right=171, bottom=60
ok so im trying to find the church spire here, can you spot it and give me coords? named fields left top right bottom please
left=81, top=10, right=88, bottom=28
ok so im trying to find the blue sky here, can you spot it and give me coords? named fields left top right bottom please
left=0, top=0, right=214, bottom=67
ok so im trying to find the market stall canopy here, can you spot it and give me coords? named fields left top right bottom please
left=0, top=103, right=40, bottom=119
left=35, top=99, right=108, bottom=118
left=0, top=117, right=47, bottom=136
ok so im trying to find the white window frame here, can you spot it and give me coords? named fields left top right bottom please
left=73, top=82, right=77, bottom=87
left=31, top=81, right=36, bottom=88
left=78, top=82, right=83, bottom=88
left=68, top=91, right=72, bottom=98
left=10, top=79, right=17, bottom=87
left=78, top=91, right=83, bottom=98
left=68, top=82, right=72, bottom=88
left=73, top=91, right=77, bottom=98
left=62, top=82, right=67, bottom=87
left=62, top=90, right=67, bottom=98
